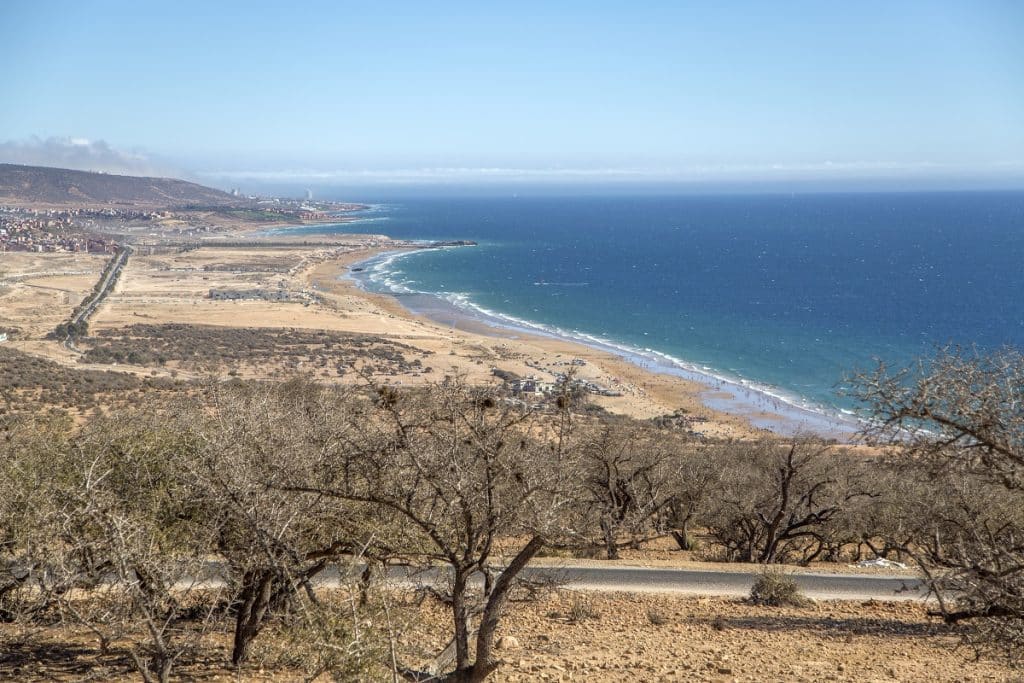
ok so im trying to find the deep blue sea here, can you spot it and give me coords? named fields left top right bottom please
left=277, top=192, right=1024, bottom=425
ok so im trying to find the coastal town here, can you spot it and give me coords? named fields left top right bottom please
left=0, top=205, right=130, bottom=253
left=0, top=163, right=373, bottom=254
left=0, top=197, right=372, bottom=254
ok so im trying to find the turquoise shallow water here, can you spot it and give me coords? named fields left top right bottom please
left=279, top=192, right=1024, bottom=432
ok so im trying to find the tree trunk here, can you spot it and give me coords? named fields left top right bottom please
left=671, top=519, right=691, bottom=551
left=745, top=528, right=759, bottom=563
left=129, top=650, right=173, bottom=683
left=759, top=525, right=782, bottom=563
left=451, top=568, right=470, bottom=672
left=232, top=572, right=274, bottom=667
left=434, top=538, right=548, bottom=682
left=470, top=536, right=545, bottom=682
left=158, top=656, right=173, bottom=683
left=600, top=518, right=619, bottom=560
left=359, top=562, right=375, bottom=607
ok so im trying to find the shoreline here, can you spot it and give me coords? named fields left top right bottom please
left=256, top=206, right=394, bottom=236
left=303, top=250, right=765, bottom=440
left=339, top=247, right=863, bottom=441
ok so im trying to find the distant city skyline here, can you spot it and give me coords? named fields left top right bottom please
left=2, top=1, right=1023, bottom=191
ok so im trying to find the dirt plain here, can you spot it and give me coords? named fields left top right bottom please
left=3, top=591, right=1016, bottom=682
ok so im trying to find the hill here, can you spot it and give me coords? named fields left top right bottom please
left=0, top=163, right=239, bottom=208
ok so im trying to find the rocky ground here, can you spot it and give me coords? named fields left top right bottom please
left=401, top=591, right=1017, bottom=682
left=5, top=590, right=1014, bottom=682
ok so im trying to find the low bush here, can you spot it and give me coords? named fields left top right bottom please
left=567, top=596, right=599, bottom=623
left=646, top=608, right=669, bottom=625
left=749, top=570, right=810, bottom=607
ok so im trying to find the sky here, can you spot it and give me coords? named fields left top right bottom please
left=1, top=0, right=1023, bottom=191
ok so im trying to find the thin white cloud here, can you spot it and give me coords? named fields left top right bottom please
left=197, top=160, right=1024, bottom=185
left=0, top=136, right=182, bottom=177
left=199, top=167, right=659, bottom=182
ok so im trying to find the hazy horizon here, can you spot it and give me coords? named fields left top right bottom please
left=2, top=1, right=1023, bottom=193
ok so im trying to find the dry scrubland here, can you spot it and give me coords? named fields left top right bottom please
left=3, top=378, right=1021, bottom=682
left=2, top=239, right=1023, bottom=682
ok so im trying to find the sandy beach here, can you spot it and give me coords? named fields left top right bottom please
left=1, top=236, right=853, bottom=441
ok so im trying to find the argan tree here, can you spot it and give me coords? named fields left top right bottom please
left=662, top=441, right=724, bottom=551
left=0, top=413, right=74, bottom=621
left=290, top=378, right=586, bottom=682
left=853, top=347, right=1024, bottom=660
left=56, top=410, right=215, bottom=683
left=188, top=380, right=383, bottom=667
left=579, top=420, right=678, bottom=559
left=704, top=438, right=873, bottom=564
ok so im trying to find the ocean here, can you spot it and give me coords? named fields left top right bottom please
left=275, top=191, right=1024, bottom=432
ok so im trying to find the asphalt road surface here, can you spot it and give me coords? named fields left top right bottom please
left=185, top=562, right=926, bottom=602
left=519, top=565, right=926, bottom=601
left=380, top=564, right=927, bottom=602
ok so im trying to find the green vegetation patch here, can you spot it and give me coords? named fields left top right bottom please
left=0, top=346, right=183, bottom=413
left=80, top=323, right=430, bottom=377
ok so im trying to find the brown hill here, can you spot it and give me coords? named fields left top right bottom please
left=0, top=163, right=239, bottom=208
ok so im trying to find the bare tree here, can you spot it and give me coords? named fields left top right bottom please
left=55, top=410, right=216, bottom=683
left=0, top=413, right=74, bottom=621
left=5, top=382, right=397, bottom=679
left=852, top=347, right=1024, bottom=660
left=662, top=441, right=724, bottom=551
left=186, top=380, right=387, bottom=667
left=705, top=438, right=873, bottom=564
left=838, top=459, right=920, bottom=563
left=289, top=378, right=585, bottom=682
left=579, top=421, right=677, bottom=559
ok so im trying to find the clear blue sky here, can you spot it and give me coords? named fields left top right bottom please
left=1, top=0, right=1022, bottom=188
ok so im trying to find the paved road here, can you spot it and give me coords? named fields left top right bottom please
left=378, top=564, right=927, bottom=602
left=184, top=561, right=926, bottom=602
left=71, top=245, right=132, bottom=326
left=519, top=565, right=926, bottom=601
